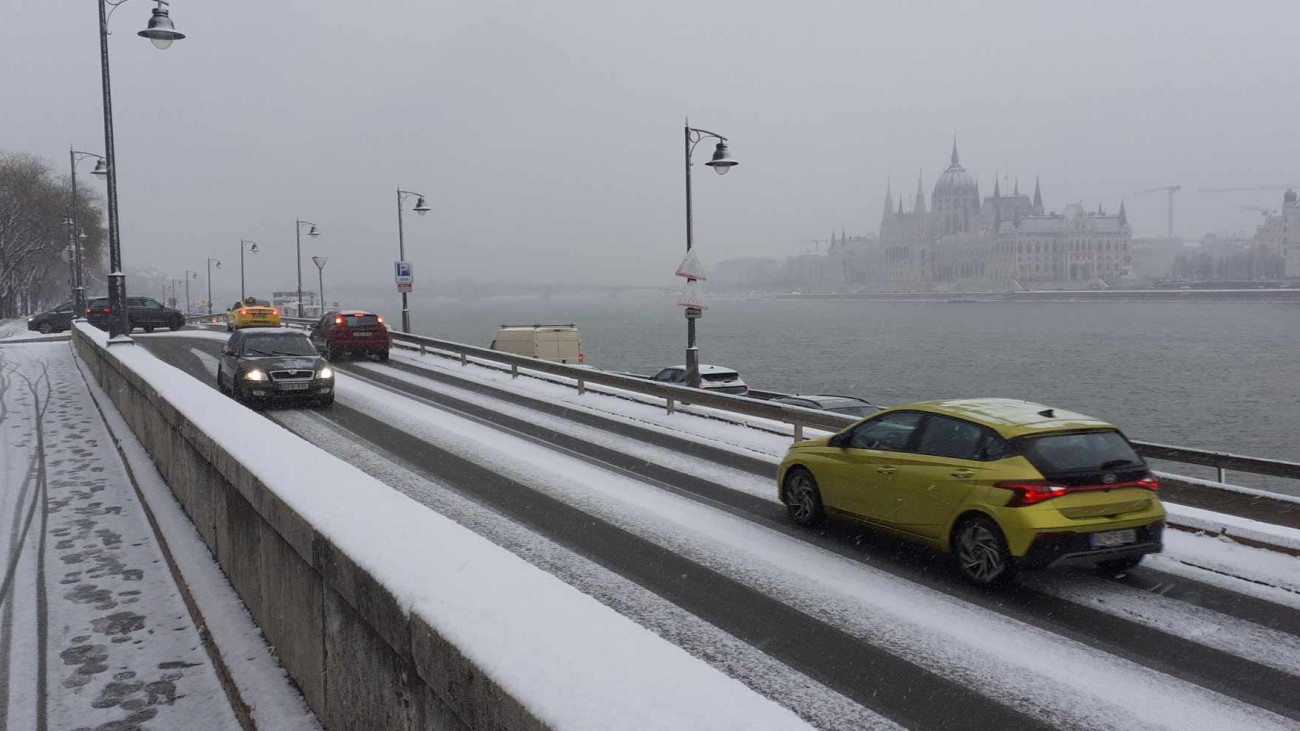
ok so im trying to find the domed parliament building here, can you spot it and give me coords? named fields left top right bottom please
left=880, top=141, right=1132, bottom=290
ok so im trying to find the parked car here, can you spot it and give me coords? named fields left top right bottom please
left=489, top=324, right=584, bottom=364
left=650, top=365, right=748, bottom=395
left=216, top=328, right=334, bottom=407
left=778, top=398, right=1165, bottom=586
left=774, top=395, right=883, bottom=418
left=27, top=301, right=75, bottom=334
left=309, top=310, right=391, bottom=362
left=226, top=297, right=282, bottom=331
left=85, top=296, right=184, bottom=332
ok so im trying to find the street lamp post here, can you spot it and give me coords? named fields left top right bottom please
left=239, top=240, right=259, bottom=302
left=395, top=188, right=430, bottom=333
left=67, top=150, right=106, bottom=317
left=682, top=123, right=738, bottom=388
left=183, top=271, right=198, bottom=315
left=96, top=0, right=186, bottom=340
left=206, top=258, right=221, bottom=314
left=295, top=221, right=320, bottom=317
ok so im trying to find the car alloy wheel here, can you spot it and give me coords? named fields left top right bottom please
left=143, top=325, right=155, bottom=333
left=955, top=517, right=1013, bottom=585
left=783, top=469, right=824, bottom=526
left=38, top=322, right=53, bottom=334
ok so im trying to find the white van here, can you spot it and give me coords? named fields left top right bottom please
left=490, top=324, right=584, bottom=364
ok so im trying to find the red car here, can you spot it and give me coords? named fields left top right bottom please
left=309, top=310, right=391, bottom=362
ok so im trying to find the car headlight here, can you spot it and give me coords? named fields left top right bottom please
left=317, top=367, right=334, bottom=379
left=243, top=369, right=268, bottom=381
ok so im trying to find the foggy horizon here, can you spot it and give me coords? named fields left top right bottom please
left=6, top=0, right=1300, bottom=295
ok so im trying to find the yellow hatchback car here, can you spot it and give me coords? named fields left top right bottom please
left=778, top=398, right=1165, bottom=585
left=226, top=298, right=282, bottom=331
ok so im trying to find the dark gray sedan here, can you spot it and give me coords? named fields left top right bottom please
left=216, top=328, right=334, bottom=407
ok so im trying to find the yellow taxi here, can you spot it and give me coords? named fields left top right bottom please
left=225, top=297, right=282, bottom=331
left=778, top=398, right=1165, bottom=585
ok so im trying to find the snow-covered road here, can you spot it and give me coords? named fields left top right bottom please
left=144, top=331, right=1300, bottom=730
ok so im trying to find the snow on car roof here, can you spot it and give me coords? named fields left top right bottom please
left=239, top=327, right=307, bottom=336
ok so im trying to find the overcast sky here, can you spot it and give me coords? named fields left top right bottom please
left=5, top=0, right=1300, bottom=294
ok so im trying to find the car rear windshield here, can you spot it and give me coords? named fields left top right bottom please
left=1017, top=430, right=1144, bottom=476
left=244, top=334, right=316, bottom=356
left=702, top=371, right=739, bottom=382
left=341, top=314, right=379, bottom=327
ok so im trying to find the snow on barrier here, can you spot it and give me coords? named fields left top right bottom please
left=71, top=323, right=812, bottom=731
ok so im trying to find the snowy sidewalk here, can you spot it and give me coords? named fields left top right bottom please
left=0, top=340, right=240, bottom=730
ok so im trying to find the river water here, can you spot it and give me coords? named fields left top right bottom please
left=342, top=290, right=1298, bottom=492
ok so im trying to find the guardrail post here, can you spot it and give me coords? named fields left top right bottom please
left=666, top=397, right=675, bottom=415
left=793, top=423, right=804, bottom=442
left=1217, top=466, right=1227, bottom=484
left=461, top=353, right=468, bottom=367
left=511, top=363, right=518, bottom=379
left=577, top=378, right=586, bottom=395
left=420, top=343, right=426, bottom=356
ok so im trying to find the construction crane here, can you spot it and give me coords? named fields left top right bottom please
left=1199, top=185, right=1300, bottom=193
left=1133, top=185, right=1181, bottom=239
left=1241, top=205, right=1277, bottom=217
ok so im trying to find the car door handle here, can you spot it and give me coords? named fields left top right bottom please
left=951, top=470, right=974, bottom=479
left=876, top=466, right=896, bottom=475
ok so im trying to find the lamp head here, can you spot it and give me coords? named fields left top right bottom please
left=704, top=141, right=738, bottom=176
left=308, top=225, right=320, bottom=238
left=413, top=196, right=431, bottom=216
left=138, top=1, right=185, bottom=50
left=90, top=159, right=108, bottom=177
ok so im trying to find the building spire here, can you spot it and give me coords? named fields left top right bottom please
left=1014, top=177, right=1020, bottom=196
left=914, top=170, right=927, bottom=213
left=950, top=135, right=960, bottom=167
left=882, top=178, right=894, bottom=222
left=1119, top=199, right=1127, bottom=226
left=841, top=226, right=847, bottom=243
left=1032, top=175, right=1043, bottom=213
left=992, top=172, right=1000, bottom=199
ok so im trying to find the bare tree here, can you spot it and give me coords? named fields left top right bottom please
left=0, top=151, right=106, bottom=318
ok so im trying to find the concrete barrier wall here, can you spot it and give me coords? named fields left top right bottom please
left=73, top=328, right=543, bottom=731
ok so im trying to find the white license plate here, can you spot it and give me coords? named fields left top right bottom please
left=353, top=332, right=372, bottom=338
left=279, top=382, right=310, bottom=391
left=1090, top=529, right=1137, bottom=548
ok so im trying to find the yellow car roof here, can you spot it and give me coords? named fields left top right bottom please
left=893, top=398, right=1114, bottom=439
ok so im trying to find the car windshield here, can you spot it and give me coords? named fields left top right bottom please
left=1017, top=430, right=1144, bottom=475
left=341, top=314, right=379, bottom=327
left=243, top=334, right=316, bottom=357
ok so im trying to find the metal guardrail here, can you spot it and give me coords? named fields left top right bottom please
left=268, top=316, right=1298, bottom=483
left=1130, top=442, right=1300, bottom=483
left=277, top=316, right=851, bottom=439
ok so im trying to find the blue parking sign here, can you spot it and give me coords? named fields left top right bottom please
left=394, top=261, right=413, bottom=284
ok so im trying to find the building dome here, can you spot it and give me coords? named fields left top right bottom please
left=932, top=142, right=978, bottom=202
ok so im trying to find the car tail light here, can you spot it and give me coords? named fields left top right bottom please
left=104, top=307, right=112, bottom=314
left=241, top=309, right=249, bottom=316
left=996, top=481, right=1069, bottom=507
left=578, top=353, right=585, bottom=363
left=998, top=474, right=1159, bottom=508
left=377, top=316, right=384, bottom=324
left=335, top=316, right=344, bottom=325
left=1135, top=475, right=1160, bottom=492
left=273, top=309, right=280, bottom=316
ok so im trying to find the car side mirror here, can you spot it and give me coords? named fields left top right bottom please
left=222, top=346, right=234, bottom=356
